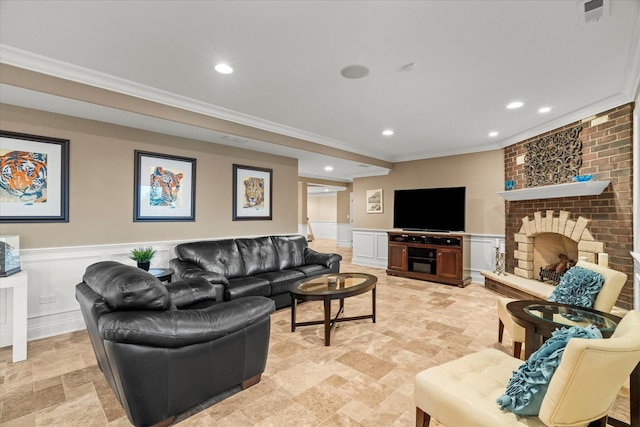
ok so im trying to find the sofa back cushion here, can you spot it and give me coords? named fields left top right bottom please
left=175, top=240, right=246, bottom=278
left=271, top=235, right=307, bottom=270
left=236, top=236, right=279, bottom=275
left=83, top=261, right=172, bottom=310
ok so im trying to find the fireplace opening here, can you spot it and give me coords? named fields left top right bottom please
left=533, top=233, right=578, bottom=281
left=539, top=253, right=576, bottom=284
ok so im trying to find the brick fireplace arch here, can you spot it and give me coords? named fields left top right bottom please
left=514, top=210, right=605, bottom=280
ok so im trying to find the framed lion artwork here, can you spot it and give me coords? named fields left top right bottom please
left=232, top=164, right=272, bottom=221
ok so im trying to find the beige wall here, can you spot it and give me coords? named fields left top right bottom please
left=307, top=195, right=337, bottom=222
left=0, top=104, right=299, bottom=249
left=336, top=184, right=352, bottom=224
left=352, top=150, right=505, bottom=234
left=297, top=182, right=308, bottom=224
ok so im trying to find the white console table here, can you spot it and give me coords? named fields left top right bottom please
left=0, top=270, right=28, bottom=362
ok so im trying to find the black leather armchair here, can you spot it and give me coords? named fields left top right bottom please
left=76, top=261, right=275, bottom=427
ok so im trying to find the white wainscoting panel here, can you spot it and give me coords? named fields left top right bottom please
left=308, top=221, right=337, bottom=240
left=469, top=235, right=504, bottom=283
left=336, top=223, right=352, bottom=247
left=0, top=240, right=180, bottom=348
left=351, top=229, right=388, bottom=268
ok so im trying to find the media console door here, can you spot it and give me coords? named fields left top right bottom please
left=388, top=243, right=408, bottom=271
left=437, top=248, right=462, bottom=280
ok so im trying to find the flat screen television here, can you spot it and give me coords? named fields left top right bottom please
left=393, top=187, right=466, bottom=232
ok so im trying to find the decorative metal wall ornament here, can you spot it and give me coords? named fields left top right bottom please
left=524, top=125, right=583, bottom=187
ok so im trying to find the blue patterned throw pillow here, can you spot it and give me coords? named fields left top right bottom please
left=496, top=325, right=602, bottom=415
left=547, top=266, right=605, bottom=308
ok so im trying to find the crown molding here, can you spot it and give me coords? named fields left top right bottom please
left=1, top=43, right=637, bottom=165
left=0, top=44, right=386, bottom=161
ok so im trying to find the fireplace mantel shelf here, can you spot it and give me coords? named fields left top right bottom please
left=497, top=180, right=610, bottom=201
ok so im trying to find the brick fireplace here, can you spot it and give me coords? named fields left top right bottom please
left=497, top=103, right=635, bottom=310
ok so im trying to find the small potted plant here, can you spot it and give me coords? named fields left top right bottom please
left=129, top=246, right=156, bottom=271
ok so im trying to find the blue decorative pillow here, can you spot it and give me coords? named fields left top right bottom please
left=496, top=325, right=602, bottom=415
left=547, top=266, right=604, bottom=308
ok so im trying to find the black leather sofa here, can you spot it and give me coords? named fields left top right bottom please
left=76, top=261, right=275, bottom=427
left=170, top=234, right=342, bottom=309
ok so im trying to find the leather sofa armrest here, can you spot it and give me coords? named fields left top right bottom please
left=170, top=258, right=228, bottom=299
left=170, top=258, right=229, bottom=284
left=99, top=296, right=276, bottom=348
left=303, top=248, right=342, bottom=268
left=165, top=278, right=219, bottom=308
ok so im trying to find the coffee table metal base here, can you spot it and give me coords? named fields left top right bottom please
left=290, top=287, right=376, bottom=346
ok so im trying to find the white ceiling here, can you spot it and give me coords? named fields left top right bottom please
left=1, top=0, right=639, bottom=183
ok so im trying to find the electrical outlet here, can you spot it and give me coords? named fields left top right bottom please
left=516, top=155, right=525, bottom=165
left=40, top=295, right=55, bottom=304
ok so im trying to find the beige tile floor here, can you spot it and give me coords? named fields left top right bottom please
left=0, top=240, right=630, bottom=426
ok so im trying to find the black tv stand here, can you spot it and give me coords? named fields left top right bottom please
left=386, top=231, right=471, bottom=287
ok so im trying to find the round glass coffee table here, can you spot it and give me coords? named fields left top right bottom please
left=506, top=300, right=621, bottom=359
left=289, top=272, right=377, bottom=346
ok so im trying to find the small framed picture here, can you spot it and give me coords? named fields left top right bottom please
left=0, top=130, right=69, bottom=222
left=233, top=164, right=272, bottom=221
left=134, top=150, right=196, bottom=222
left=366, top=189, right=383, bottom=213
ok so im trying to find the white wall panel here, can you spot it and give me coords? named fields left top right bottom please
left=0, top=240, right=180, bottom=347
left=336, top=223, right=352, bottom=247
left=352, top=229, right=387, bottom=268
left=351, top=229, right=504, bottom=281
left=309, top=221, right=337, bottom=240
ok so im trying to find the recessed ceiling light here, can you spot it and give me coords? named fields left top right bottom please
left=506, top=101, right=524, bottom=109
left=382, top=129, right=394, bottom=136
left=324, top=166, right=333, bottom=171
left=538, top=106, right=552, bottom=113
left=215, top=63, right=233, bottom=74
left=489, top=131, right=498, bottom=137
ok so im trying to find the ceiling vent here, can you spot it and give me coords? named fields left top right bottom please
left=577, top=0, right=609, bottom=25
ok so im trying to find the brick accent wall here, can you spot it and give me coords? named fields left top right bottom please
left=504, top=103, right=634, bottom=309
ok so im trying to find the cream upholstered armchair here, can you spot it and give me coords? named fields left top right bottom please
left=497, top=260, right=627, bottom=358
left=414, top=310, right=640, bottom=427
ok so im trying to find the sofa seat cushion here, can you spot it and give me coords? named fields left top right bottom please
left=226, top=276, right=271, bottom=300
left=293, top=264, right=333, bottom=277
left=83, top=261, right=172, bottom=311
left=255, top=269, right=306, bottom=296
left=415, top=348, right=545, bottom=427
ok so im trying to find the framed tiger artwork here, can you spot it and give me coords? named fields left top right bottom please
left=232, top=164, right=272, bottom=220
left=133, top=150, right=196, bottom=222
left=0, top=130, right=69, bottom=222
